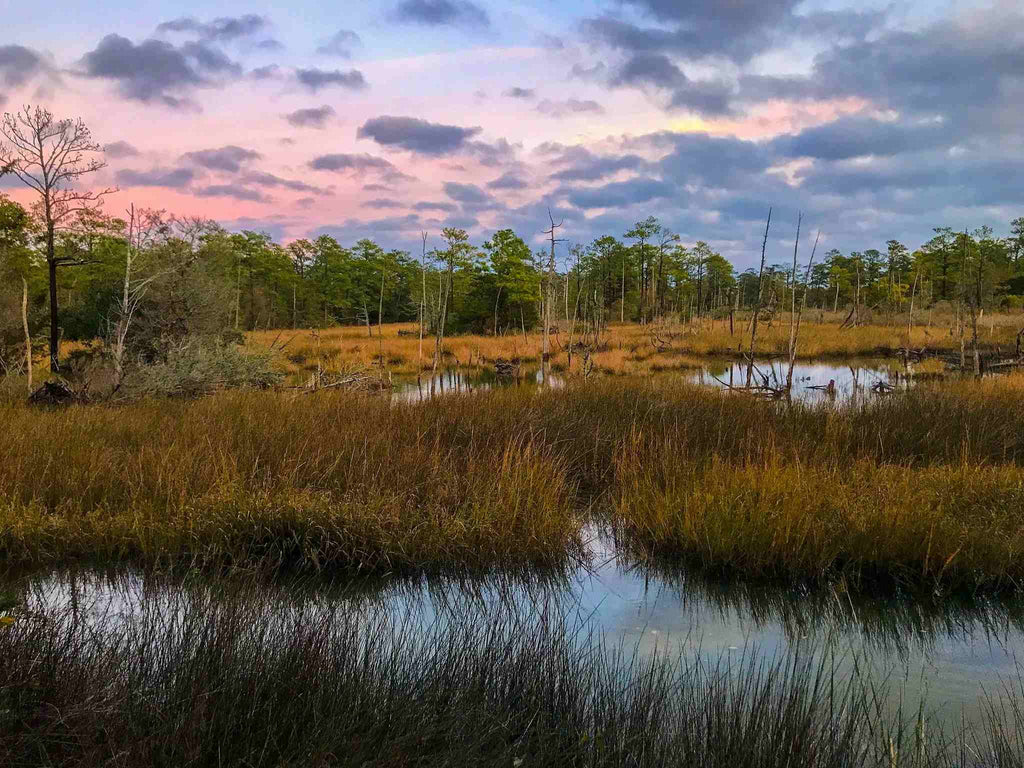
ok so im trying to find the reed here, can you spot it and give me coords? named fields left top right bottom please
left=4, top=376, right=1024, bottom=588
left=0, top=572, right=1010, bottom=767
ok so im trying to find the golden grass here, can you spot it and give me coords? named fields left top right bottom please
left=251, top=314, right=1022, bottom=381
left=5, top=374, right=1024, bottom=589
left=613, top=454, right=1024, bottom=591
left=0, top=392, right=579, bottom=573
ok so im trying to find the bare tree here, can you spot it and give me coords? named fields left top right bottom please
left=0, top=106, right=113, bottom=372
left=786, top=227, right=820, bottom=392
left=785, top=214, right=803, bottom=388
left=109, top=205, right=170, bottom=392
left=746, top=208, right=772, bottom=387
left=542, top=209, right=565, bottom=386
left=419, top=231, right=428, bottom=385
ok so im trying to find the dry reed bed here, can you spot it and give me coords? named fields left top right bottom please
left=249, top=318, right=1023, bottom=379
left=3, top=376, right=1024, bottom=588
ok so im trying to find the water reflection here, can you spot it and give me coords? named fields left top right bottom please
left=10, top=526, right=1024, bottom=729
left=395, top=367, right=565, bottom=402
left=391, top=358, right=928, bottom=404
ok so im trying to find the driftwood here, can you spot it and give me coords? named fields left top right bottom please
left=300, top=367, right=391, bottom=394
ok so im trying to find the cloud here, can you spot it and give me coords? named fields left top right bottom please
left=116, top=166, right=196, bottom=188
left=182, top=145, right=261, bottom=173
left=782, top=13, right=1024, bottom=118
left=771, top=116, right=953, bottom=161
left=317, top=29, right=361, bottom=58
left=239, top=170, right=329, bottom=195
left=609, top=52, right=733, bottom=115
left=156, top=15, right=268, bottom=42
left=256, top=39, right=284, bottom=51
left=296, top=67, right=367, bottom=91
left=392, top=0, right=490, bottom=28
left=309, top=153, right=412, bottom=182
left=79, top=34, right=241, bottom=106
left=504, top=86, right=535, bottom=99
left=547, top=146, right=649, bottom=182
left=536, top=98, right=604, bottom=118
left=653, top=132, right=773, bottom=187
left=443, top=181, right=491, bottom=205
left=363, top=198, right=402, bottom=209
left=285, top=105, right=336, bottom=128
left=195, top=184, right=267, bottom=202
left=0, top=45, right=46, bottom=87
left=565, top=177, right=677, bottom=210
left=581, top=1, right=881, bottom=66
left=357, top=115, right=482, bottom=155
left=413, top=201, right=457, bottom=212
left=249, top=64, right=281, bottom=80
left=487, top=172, right=528, bottom=190
left=103, top=140, right=140, bottom=158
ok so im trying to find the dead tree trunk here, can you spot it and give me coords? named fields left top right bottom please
left=747, top=208, right=772, bottom=387
left=22, top=276, right=31, bottom=392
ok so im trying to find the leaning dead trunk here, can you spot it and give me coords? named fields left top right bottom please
left=22, top=276, right=32, bottom=392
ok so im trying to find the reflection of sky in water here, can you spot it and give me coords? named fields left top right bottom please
left=393, top=359, right=921, bottom=404
left=20, top=527, right=1024, bottom=730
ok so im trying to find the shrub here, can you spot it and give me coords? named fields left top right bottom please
left=120, top=340, right=282, bottom=399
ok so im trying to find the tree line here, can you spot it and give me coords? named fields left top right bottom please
left=3, top=107, right=1024, bottom=381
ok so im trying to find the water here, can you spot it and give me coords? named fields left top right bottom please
left=12, top=527, right=1024, bottom=731
left=395, top=367, right=565, bottom=402
left=394, top=358, right=922, bottom=404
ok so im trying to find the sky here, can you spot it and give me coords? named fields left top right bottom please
left=1, top=0, right=1022, bottom=269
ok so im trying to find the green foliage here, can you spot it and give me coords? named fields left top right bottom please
left=3, top=197, right=1024, bottom=354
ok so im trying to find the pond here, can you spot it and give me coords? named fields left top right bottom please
left=13, top=524, right=1024, bottom=733
left=394, top=358, right=927, bottom=404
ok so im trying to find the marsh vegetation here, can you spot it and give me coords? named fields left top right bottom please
left=5, top=110, right=1024, bottom=767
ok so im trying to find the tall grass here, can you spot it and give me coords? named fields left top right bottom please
left=0, top=392, right=580, bottom=573
left=4, top=376, right=1024, bottom=588
left=1, top=572, right=1015, bottom=767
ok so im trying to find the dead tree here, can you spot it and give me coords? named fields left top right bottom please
left=1, top=106, right=113, bottom=372
left=419, top=231, right=427, bottom=384
left=541, top=210, right=565, bottom=386
left=786, top=227, right=820, bottom=391
left=785, top=213, right=803, bottom=390
left=746, top=208, right=772, bottom=387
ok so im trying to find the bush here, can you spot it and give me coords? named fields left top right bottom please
left=120, top=340, right=282, bottom=398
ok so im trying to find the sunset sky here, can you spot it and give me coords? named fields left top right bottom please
left=2, top=0, right=1022, bottom=268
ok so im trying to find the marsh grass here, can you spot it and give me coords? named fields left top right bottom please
left=4, top=376, right=1024, bottom=588
left=0, top=392, right=581, bottom=573
left=0, top=573, right=1012, bottom=767
left=613, top=456, right=1024, bottom=591
left=249, top=317, right=1023, bottom=381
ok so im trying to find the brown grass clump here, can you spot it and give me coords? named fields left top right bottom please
left=5, top=374, right=1024, bottom=590
left=0, top=392, right=579, bottom=573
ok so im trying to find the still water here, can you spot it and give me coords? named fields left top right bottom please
left=17, top=524, right=1024, bottom=731
left=393, top=358, right=923, bottom=404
